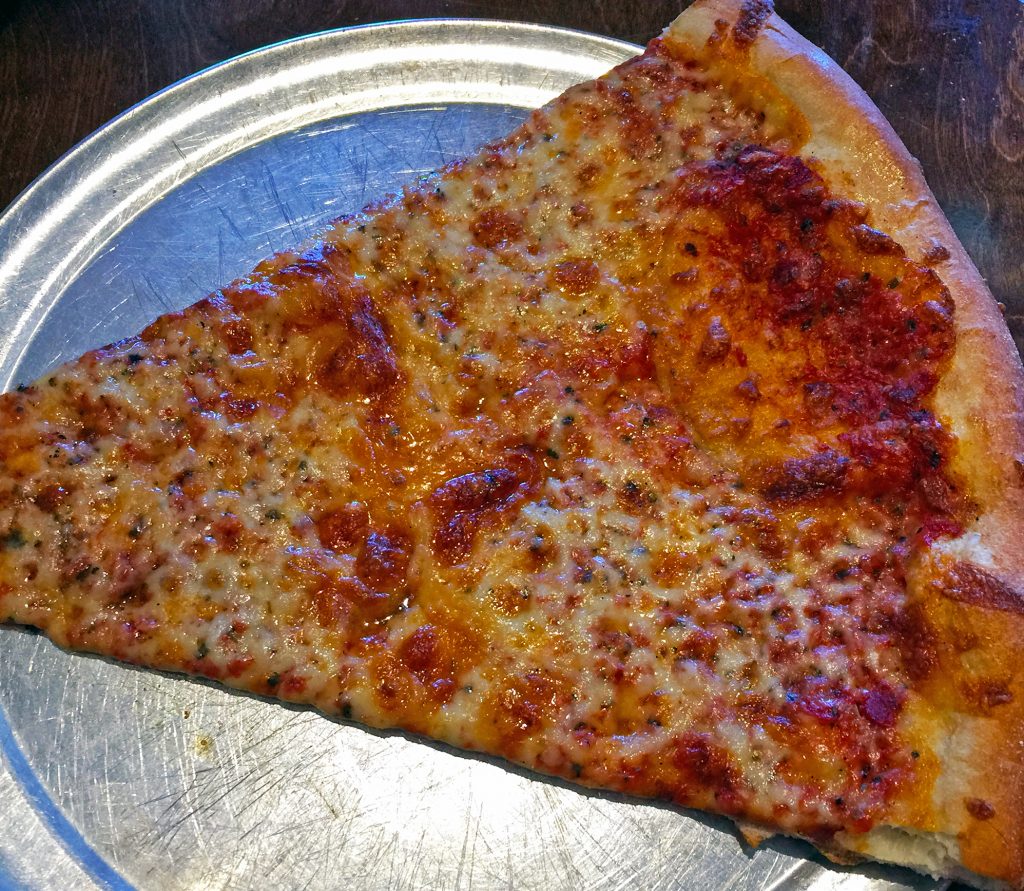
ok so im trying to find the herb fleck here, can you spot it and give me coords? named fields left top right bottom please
left=2, top=528, right=26, bottom=550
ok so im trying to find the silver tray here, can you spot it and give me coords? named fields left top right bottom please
left=0, top=19, right=944, bottom=891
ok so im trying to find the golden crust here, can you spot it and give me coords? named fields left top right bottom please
left=666, top=0, right=1024, bottom=886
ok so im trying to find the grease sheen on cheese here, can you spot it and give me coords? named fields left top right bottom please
left=0, top=32, right=962, bottom=839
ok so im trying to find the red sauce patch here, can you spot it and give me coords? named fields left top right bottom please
left=210, top=514, right=244, bottom=552
left=33, top=484, right=69, bottom=513
left=226, top=655, right=254, bottom=677
left=313, top=575, right=399, bottom=627
left=221, top=319, right=254, bottom=354
left=487, top=671, right=564, bottom=747
left=763, top=450, right=849, bottom=501
left=224, top=397, right=259, bottom=420
left=564, top=324, right=656, bottom=385
left=398, top=624, right=456, bottom=702
left=280, top=671, right=308, bottom=696
left=859, top=684, right=903, bottom=728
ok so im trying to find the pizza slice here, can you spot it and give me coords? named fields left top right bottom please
left=2, top=0, right=1022, bottom=886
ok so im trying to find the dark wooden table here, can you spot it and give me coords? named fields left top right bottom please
left=0, top=2, right=1019, bottom=887
left=1, top=0, right=1021, bottom=357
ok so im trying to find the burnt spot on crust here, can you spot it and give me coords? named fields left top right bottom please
left=922, top=239, right=951, bottom=265
left=850, top=224, right=904, bottom=256
left=937, top=561, right=1024, bottom=614
left=962, top=677, right=1015, bottom=712
left=965, top=798, right=996, bottom=820
left=732, top=0, right=774, bottom=48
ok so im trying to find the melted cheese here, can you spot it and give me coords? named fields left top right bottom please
left=0, top=32, right=961, bottom=840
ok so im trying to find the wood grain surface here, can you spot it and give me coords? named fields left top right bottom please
left=1, top=1, right=1021, bottom=355
left=0, top=2, right=1019, bottom=888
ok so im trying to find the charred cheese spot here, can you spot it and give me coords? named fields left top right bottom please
left=471, top=209, right=524, bottom=249
left=319, top=295, right=401, bottom=401
left=356, top=527, right=411, bottom=590
left=430, top=455, right=539, bottom=565
left=398, top=620, right=480, bottom=705
left=316, top=502, right=369, bottom=553
left=550, top=259, right=599, bottom=296
left=484, top=671, right=567, bottom=750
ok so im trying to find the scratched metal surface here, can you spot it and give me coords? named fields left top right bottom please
left=0, top=20, right=948, bottom=891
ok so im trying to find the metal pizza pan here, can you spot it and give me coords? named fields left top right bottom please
left=0, top=18, right=943, bottom=891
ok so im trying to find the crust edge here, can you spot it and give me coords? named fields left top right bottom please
left=665, top=1, right=1024, bottom=888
